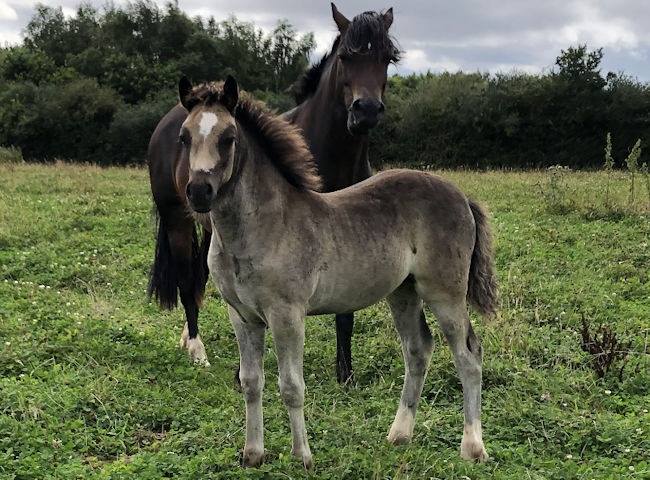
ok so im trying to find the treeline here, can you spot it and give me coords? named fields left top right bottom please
left=0, top=1, right=312, bottom=164
left=371, top=46, right=650, bottom=168
left=1, top=3, right=649, bottom=168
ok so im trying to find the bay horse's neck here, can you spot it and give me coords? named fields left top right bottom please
left=295, top=56, right=370, bottom=192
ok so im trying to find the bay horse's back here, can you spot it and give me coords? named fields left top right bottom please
left=148, top=104, right=188, bottom=209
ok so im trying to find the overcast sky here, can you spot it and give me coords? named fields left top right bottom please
left=1, top=0, right=649, bottom=80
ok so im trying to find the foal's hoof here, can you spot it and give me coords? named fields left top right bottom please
left=387, top=409, right=414, bottom=445
left=242, top=447, right=265, bottom=468
left=292, top=448, right=313, bottom=470
left=386, top=429, right=412, bottom=446
left=460, top=440, right=489, bottom=462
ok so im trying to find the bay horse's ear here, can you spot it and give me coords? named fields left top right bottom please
left=331, top=3, right=350, bottom=32
left=179, top=76, right=193, bottom=110
left=383, top=7, right=394, bottom=30
left=222, top=75, right=239, bottom=113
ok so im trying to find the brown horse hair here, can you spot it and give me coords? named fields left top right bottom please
left=185, top=82, right=322, bottom=192
left=290, top=10, right=401, bottom=105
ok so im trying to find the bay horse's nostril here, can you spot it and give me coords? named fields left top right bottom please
left=351, top=99, right=362, bottom=112
left=378, top=102, right=385, bottom=114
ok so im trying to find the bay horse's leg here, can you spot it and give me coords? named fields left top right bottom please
left=268, top=307, right=313, bottom=469
left=166, top=210, right=209, bottom=366
left=386, top=283, right=434, bottom=445
left=430, top=300, right=488, bottom=462
left=335, top=313, right=354, bottom=384
left=229, top=306, right=266, bottom=467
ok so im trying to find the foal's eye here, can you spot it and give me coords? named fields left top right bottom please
left=220, top=136, right=235, bottom=148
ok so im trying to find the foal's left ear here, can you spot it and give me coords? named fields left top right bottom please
left=383, top=7, right=394, bottom=30
left=222, top=75, right=239, bottom=113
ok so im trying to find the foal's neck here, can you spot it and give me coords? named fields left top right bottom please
left=210, top=135, right=299, bottom=249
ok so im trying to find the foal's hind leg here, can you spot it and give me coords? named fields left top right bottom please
left=430, top=300, right=488, bottom=461
left=386, top=282, right=434, bottom=445
left=167, top=214, right=209, bottom=366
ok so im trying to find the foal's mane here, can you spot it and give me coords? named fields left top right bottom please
left=291, top=10, right=401, bottom=104
left=186, top=83, right=322, bottom=192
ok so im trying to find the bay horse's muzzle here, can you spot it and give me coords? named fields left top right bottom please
left=348, top=97, right=385, bottom=135
left=186, top=178, right=214, bottom=213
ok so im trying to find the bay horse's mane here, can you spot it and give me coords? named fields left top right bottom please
left=185, top=82, right=322, bottom=192
left=291, top=10, right=401, bottom=104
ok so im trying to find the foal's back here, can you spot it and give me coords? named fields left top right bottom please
left=303, top=169, right=477, bottom=314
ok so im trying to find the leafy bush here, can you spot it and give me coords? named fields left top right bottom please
left=0, top=146, right=24, bottom=164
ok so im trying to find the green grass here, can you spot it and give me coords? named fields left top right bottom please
left=0, top=164, right=648, bottom=479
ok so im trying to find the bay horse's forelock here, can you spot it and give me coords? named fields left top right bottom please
left=193, top=93, right=496, bottom=468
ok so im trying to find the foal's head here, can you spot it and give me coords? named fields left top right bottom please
left=179, top=76, right=240, bottom=213
left=295, top=4, right=400, bottom=135
left=179, top=76, right=321, bottom=213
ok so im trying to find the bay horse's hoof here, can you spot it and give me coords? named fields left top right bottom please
left=187, top=336, right=210, bottom=367
left=242, top=447, right=265, bottom=467
left=336, top=368, right=354, bottom=385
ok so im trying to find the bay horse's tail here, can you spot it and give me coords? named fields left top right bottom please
left=467, top=200, right=498, bottom=316
left=148, top=209, right=178, bottom=310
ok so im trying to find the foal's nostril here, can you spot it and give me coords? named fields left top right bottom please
left=204, top=183, right=213, bottom=197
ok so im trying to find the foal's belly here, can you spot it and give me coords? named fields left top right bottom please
left=306, top=247, right=413, bottom=315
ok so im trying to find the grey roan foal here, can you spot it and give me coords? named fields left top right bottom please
left=179, top=77, right=498, bottom=468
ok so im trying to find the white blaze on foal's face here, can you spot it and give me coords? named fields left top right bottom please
left=198, top=112, right=218, bottom=138
left=181, top=105, right=237, bottom=182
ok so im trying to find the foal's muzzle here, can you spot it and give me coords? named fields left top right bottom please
left=186, top=178, right=214, bottom=213
left=348, top=97, right=385, bottom=135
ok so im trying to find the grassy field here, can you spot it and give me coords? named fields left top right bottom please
left=0, top=164, right=648, bottom=479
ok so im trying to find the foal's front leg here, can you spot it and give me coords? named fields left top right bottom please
left=229, top=306, right=266, bottom=467
left=268, top=307, right=313, bottom=469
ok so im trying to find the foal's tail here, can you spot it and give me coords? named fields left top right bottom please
left=467, top=200, right=499, bottom=316
left=148, top=209, right=178, bottom=310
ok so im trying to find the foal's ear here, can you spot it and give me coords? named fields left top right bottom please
left=179, top=76, right=193, bottom=110
left=222, top=75, right=239, bottom=113
left=383, top=7, right=394, bottom=30
left=331, top=3, right=350, bottom=32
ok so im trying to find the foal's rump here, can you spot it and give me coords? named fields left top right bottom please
left=307, top=169, right=480, bottom=313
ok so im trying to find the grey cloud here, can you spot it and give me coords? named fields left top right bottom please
left=2, top=0, right=649, bottom=80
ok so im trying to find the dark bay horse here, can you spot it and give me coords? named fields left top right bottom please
left=147, top=4, right=399, bottom=379
left=178, top=77, right=497, bottom=468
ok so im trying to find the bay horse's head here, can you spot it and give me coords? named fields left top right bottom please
left=178, top=76, right=239, bottom=213
left=331, top=4, right=399, bottom=135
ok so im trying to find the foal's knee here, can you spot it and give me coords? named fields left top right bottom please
left=279, top=374, right=304, bottom=408
left=240, top=372, right=263, bottom=402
